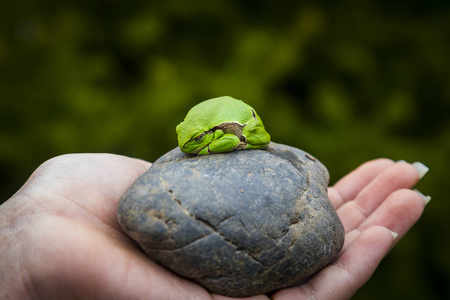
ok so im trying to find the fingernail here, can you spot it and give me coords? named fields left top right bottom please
left=396, top=159, right=407, bottom=163
left=390, top=230, right=399, bottom=241
left=414, top=189, right=432, bottom=205
left=387, top=230, right=399, bottom=255
left=412, top=162, right=429, bottom=180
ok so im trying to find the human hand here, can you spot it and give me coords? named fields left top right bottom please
left=0, top=155, right=428, bottom=299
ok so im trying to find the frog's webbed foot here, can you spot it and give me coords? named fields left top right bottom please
left=242, top=119, right=271, bottom=149
left=206, top=133, right=240, bottom=154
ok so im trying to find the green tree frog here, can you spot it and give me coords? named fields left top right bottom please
left=176, top=96, right=271, bottom=155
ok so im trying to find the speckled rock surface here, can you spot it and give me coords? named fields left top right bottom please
left=118, top=142, right=344, bottom=297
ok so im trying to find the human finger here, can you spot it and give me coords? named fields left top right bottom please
left=336, top=161, right=424, bottom=232
left=272, top=226, right=397, bottom=300
left=18, top=154, right=151, bottom=230
left=329, top=158, right=395, bottom=209
left=357, top=189, right=429, bottom=240
left=212, top=294, right=269, bottom=300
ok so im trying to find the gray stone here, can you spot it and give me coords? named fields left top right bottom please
left=117, top=142, right=344, bottom=297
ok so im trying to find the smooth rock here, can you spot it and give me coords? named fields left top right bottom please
left=118, top=142, right=344, bottom=297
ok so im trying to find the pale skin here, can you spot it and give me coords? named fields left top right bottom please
left=0, top=154, right=428, bottom=299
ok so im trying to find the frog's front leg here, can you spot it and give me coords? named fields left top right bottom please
left=199, top=130, right=240, bottom=154
left=242, top=119, right=271, bottom=149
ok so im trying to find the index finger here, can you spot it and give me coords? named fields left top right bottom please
left=328, top=159, right=395, bottom=209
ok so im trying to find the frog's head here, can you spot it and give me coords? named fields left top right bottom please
left=176, top=122, right=214, bottom=154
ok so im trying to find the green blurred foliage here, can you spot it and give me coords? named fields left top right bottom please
left=1, top=0, right=449, bottom=298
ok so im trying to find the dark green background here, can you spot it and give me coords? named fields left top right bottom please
left=1, top=1, right=449, bottom=298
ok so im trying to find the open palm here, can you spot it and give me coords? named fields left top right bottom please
left=0, top=154, right=427, bottom=299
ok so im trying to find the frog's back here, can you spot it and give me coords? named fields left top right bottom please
left=186, top=96, right=255, bottom=127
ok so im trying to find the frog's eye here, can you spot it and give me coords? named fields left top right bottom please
left=183, top=132, right=207, bottom=149
left=193, top=132, right=206, bottom=143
